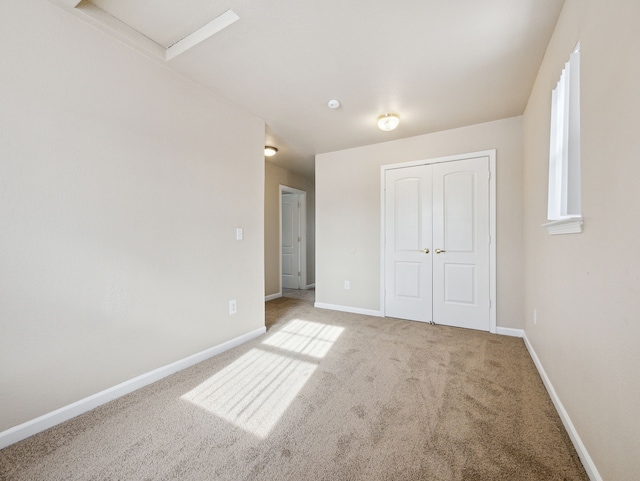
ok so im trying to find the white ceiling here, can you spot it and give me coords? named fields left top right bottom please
left=87, top=0, right=565, bottom=177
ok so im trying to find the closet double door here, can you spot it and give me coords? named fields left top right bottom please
left=384, top=156, right=491, bottom=331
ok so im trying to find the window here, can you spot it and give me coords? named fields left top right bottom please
left=545, top=44, right=583, bottom=235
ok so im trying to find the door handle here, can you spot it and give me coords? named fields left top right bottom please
left=420, top=248, right=430, bottom=254
left=435, top=248, right=446, bottom=254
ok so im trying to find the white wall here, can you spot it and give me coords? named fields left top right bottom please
left=522, top=0, right=640, bottom=479
left=316, top=117, right=524, bottom=328
left=264, top=162, right=315, bottom=296
left=0, top=0, right=264, bottom=432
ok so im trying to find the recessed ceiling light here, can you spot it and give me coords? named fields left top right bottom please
left=327, top=99, right=340, bottom=109
left=377, top=113, right=400, bottom=131
left=264, top=146, right=278, bottom=157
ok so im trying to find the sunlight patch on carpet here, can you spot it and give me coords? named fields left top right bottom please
left=182, top=319, right=343, bottom=438
left=262, top=319, right=344, bottom=358
left=181, top=348, right=316, bottom=438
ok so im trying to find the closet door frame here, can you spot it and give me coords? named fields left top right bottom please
left=380, top=150, right=497, bottom=333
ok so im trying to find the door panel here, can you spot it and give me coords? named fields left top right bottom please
left=282, top=253, right=294, bottom=277
left=395, top=178, right=421, bottom=251
left=432, top=157, right=490, bottom=330
left=395, top=262, right=422, bottom=298
left=384, top=166, right=433, bottom=323
left=443, top=264, right=475, bottom=304
left=442, top=173, right=475, bottom=252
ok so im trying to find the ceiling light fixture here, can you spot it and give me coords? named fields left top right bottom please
left=327, top=99, right=340, bottom=109
left=264, top=146, right=278, bottom=157
left=377, top=113, right=400, bottom=131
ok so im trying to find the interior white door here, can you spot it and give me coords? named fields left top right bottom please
left=281, top=193, right=300, bottom=289
left=384, top=166, right=433, bottom=322
left=432, top=157, right=490, bottom=331
left=384, top=156, right=490, bottom=331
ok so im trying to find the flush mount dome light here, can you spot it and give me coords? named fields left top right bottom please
left=377, top=113, right=400, bottom=131
left=264, top=146, right=278, bottom=157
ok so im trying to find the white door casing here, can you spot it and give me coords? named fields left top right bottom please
left=281, top=193, right=300, bottom=289
left=382, top=151, right=496, bottom=332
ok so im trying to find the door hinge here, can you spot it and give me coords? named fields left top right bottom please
left=488, top=299, right=492, bottom=308
left=488, top=234, right=491, bottom=244
left=487, top=171, right=491, bottom=181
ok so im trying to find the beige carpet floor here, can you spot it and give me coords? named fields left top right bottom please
left=281, top=288, right=315, bottom=302
left=0, top=297, right=588, bottom=480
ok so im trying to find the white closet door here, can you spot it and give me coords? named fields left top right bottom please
left=432, top=157, right=490, bottom=331
left=384, top=166, right=433, bottom=323
left=281, top=194, right=300, bottom=289
left=384, top=156, right=491, bottom=331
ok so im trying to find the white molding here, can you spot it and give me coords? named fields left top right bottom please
left=542, top=217, right=583, bottom=235
left=47, top=0, right=82, bottom=8
left=165, top=10, right=239, bottom=61
left=523, top=333, right=602, bottom=481
left=305, top=283, right=316, bottom=289
left=496, top=327, right=524, bottom=338
left=265, top=292, right=282, bottom=301
left=379, top=168, right=386, bottom=317
left=314, top=302, right=383, bottom=317
left=488, top=152, right=497, bottom=334
left=381, top=149, right=497, bottom=172
left=47, top=2, right=237, bottom=62
left=66, top=2, right=166, bottom=60
left=0, top=327, right=266, bottom=450
left=380, top=150, right=497, bottom=332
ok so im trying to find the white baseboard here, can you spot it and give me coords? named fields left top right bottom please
left=265, top=292, right=282, bottom=301
left=523, top=332, right=602, bottom=481
left=305, top=283, right=316, bottom=289
left=0, top=326, right=266, bottom=450
left=496, top=327, right=524, bottom=338
left=314, top=302, right=383, bottom=317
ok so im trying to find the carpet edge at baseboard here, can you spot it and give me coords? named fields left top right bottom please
left=0, top=326, right=266, bottom=450
left=314, top=302, right=383, bottom=317
left=523, top=332, right=602, bottom=481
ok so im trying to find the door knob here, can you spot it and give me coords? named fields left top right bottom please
left=421, top=248, right=430, bottom=254
left=435, top=248, right=446, bottom=254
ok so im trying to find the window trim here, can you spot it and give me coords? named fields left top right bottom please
left=544, top=44, right=583, bottom=235
left=542, top=216, right=583, bottom=235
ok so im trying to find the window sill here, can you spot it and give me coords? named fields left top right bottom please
left=542, top=217, right=583, bottom=235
